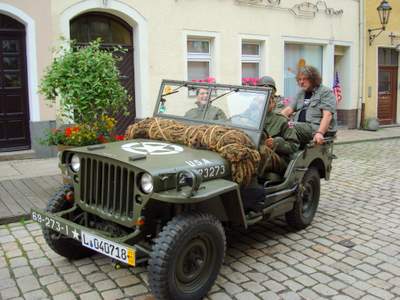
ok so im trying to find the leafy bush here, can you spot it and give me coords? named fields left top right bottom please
left=39, top=39, right=131, bottom=124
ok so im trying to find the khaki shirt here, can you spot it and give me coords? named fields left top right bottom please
left=184, top=105, right=227, bottom=121
left=264, top=111, right=299, bottom=157
left=289, top=85, right=337, bottom=133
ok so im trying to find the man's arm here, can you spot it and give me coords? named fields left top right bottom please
left=270, top=121, right=299, bottom=156
left=313, top=110, right=332, bottom=144
left=280, top=106, right=294, bottom=118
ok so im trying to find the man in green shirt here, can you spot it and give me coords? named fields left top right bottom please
left=184, top=88, right=227, bottom=121
left=256, top=76, right=300, bottom=176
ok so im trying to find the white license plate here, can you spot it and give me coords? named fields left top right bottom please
left=81, top=231, right=135, bottom=266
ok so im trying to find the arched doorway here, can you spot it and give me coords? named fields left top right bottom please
left=0, top=14, right=30, bottom=151
left=70, top=12, right=135, bottom=132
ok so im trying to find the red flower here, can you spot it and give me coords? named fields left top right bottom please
left=115, top=135, right=125, bottom=141
left=72, top=126, right=80, bottom=133
left=65, top=127, right=72, bottom=137
left=97, top=134, right=106, bottom=143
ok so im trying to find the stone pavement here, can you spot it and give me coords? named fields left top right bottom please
left=1, top=139, right=400, bottom=299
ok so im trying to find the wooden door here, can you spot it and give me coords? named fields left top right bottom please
left=0, top=15, right=30, bottom=151
left=378, top=66, right=397, bottom=125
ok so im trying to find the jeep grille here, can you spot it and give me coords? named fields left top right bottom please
left=80, top=157, right=135, bottom=220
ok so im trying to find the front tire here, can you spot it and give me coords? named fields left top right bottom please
left=42, top=185, right=95, bottom=259
left=286, top=167, right=320, bottom=229
left=148, top=213, right=226, bottom=300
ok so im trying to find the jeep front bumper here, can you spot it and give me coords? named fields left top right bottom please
left=31, top=208, right=149, bottom=266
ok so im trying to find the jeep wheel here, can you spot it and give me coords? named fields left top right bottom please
left=42, top=185, right=95, bottom=259
left=148, top=213, right=226, bottom=300
left=286, top=167, right=320, bottom=230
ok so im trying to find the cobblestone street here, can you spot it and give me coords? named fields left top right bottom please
left=1, top=139, right=400, bottom=300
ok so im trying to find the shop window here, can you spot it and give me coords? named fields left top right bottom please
left=241, top=42, right=261, bottom=80
left=187, top=39, right=212, bottom=81
left=284, top=43, right=323, bottom=98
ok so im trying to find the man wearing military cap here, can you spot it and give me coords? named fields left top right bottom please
left=256, top=76, right=299, bottom=176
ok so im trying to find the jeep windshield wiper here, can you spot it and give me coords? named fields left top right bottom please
left=209, top=88, right=239, bottom=103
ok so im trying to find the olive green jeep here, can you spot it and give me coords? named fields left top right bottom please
left=31, top=80, right=334, bottom=300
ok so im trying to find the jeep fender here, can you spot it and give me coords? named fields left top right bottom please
left=151, top=179, right=247, bottom=228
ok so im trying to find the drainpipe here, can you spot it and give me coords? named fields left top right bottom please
left=357, top=0, right=365, bottom=128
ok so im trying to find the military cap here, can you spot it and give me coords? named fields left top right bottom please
left=257, top=76, right=276, bottom=91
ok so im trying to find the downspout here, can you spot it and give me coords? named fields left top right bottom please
left=357, top=0, right=365, bottom=128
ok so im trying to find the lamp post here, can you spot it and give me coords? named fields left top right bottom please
left=368, top=0, right=392, bottom=46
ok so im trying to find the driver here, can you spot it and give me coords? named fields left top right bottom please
left=184, top=87, right=227, bottom=121
left=257, top=76, right=299, bottom=176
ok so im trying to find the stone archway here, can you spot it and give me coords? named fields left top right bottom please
left=60, top=0, right=149, bottom=119
left=70, top=12, right=135, bottom=132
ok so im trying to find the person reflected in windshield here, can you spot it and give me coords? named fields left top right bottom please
left=184, top=88, right=227, bottom=121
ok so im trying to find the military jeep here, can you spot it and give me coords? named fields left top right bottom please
left=31, top=80, right=334, bottom=300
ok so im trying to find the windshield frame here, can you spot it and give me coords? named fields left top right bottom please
left=153, top=79, right=273, bottom=146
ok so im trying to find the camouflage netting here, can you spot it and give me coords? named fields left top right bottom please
left=125, top=117, right=281, bottom=186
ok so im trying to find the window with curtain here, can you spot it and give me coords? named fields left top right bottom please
left=284, top=43, right=323, bottom=98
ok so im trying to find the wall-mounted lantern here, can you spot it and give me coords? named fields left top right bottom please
left=368, top=0, right=392, bottom=46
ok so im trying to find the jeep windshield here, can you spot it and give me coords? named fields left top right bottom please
left=154, top=80, right=271, bottom=132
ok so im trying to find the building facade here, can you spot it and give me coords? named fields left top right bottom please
left=364, top=0, right=400, bottom=126
left=0, top=0, right=360, bottom=156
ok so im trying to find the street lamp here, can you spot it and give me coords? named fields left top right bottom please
left=368, top=0, right=392, bottom=46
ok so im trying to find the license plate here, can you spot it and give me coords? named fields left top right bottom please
left=81, top=231, right=136, bottom=266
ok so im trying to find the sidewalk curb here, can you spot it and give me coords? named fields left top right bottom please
left=0, top=214, right=31, bottom=226
left=335, top=135, right=400, bottom=145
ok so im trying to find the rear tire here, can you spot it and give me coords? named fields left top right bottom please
left=148, top=213, right=226, bottom=300
left=42, top=185, right=95, bottom=259
left=286, top=167, right=320, bottom=229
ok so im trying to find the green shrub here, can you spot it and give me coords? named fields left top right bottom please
left=39, top=39, right=131, bottom=124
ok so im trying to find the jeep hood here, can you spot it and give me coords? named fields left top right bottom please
left=67, top=139, right=229, bottom=176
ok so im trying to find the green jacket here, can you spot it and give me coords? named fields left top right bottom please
left=264, top=111, right=299, bottom=157
left=184, top=105, right=227, bottom=121
left=290, top=85, right=337, bottom=133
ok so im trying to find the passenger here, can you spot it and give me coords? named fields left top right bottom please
left=184, top=87, right=227, bottom=121
left=280, top=66, right=337, bottom=145
left=256, top=76, right=299, bottom=176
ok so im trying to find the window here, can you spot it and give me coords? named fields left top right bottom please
left=187, top=39, right=212, bottom=81
left=284, top=43, right=323, bottom=97
left=241, top=42, right=261, bottom=81
left=70, top=13, right=132, bottom=46
left=378, top=48, right=398, bottom=66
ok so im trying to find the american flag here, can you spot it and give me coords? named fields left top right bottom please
left=333, top=71, right=342, bottom=104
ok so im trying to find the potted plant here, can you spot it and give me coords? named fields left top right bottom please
left=39, top=39, right=131, bottom=149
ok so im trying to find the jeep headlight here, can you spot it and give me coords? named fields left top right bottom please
left=70, top=154, right=80, bottom=172
left=140, top=173, right=154, bottom=194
